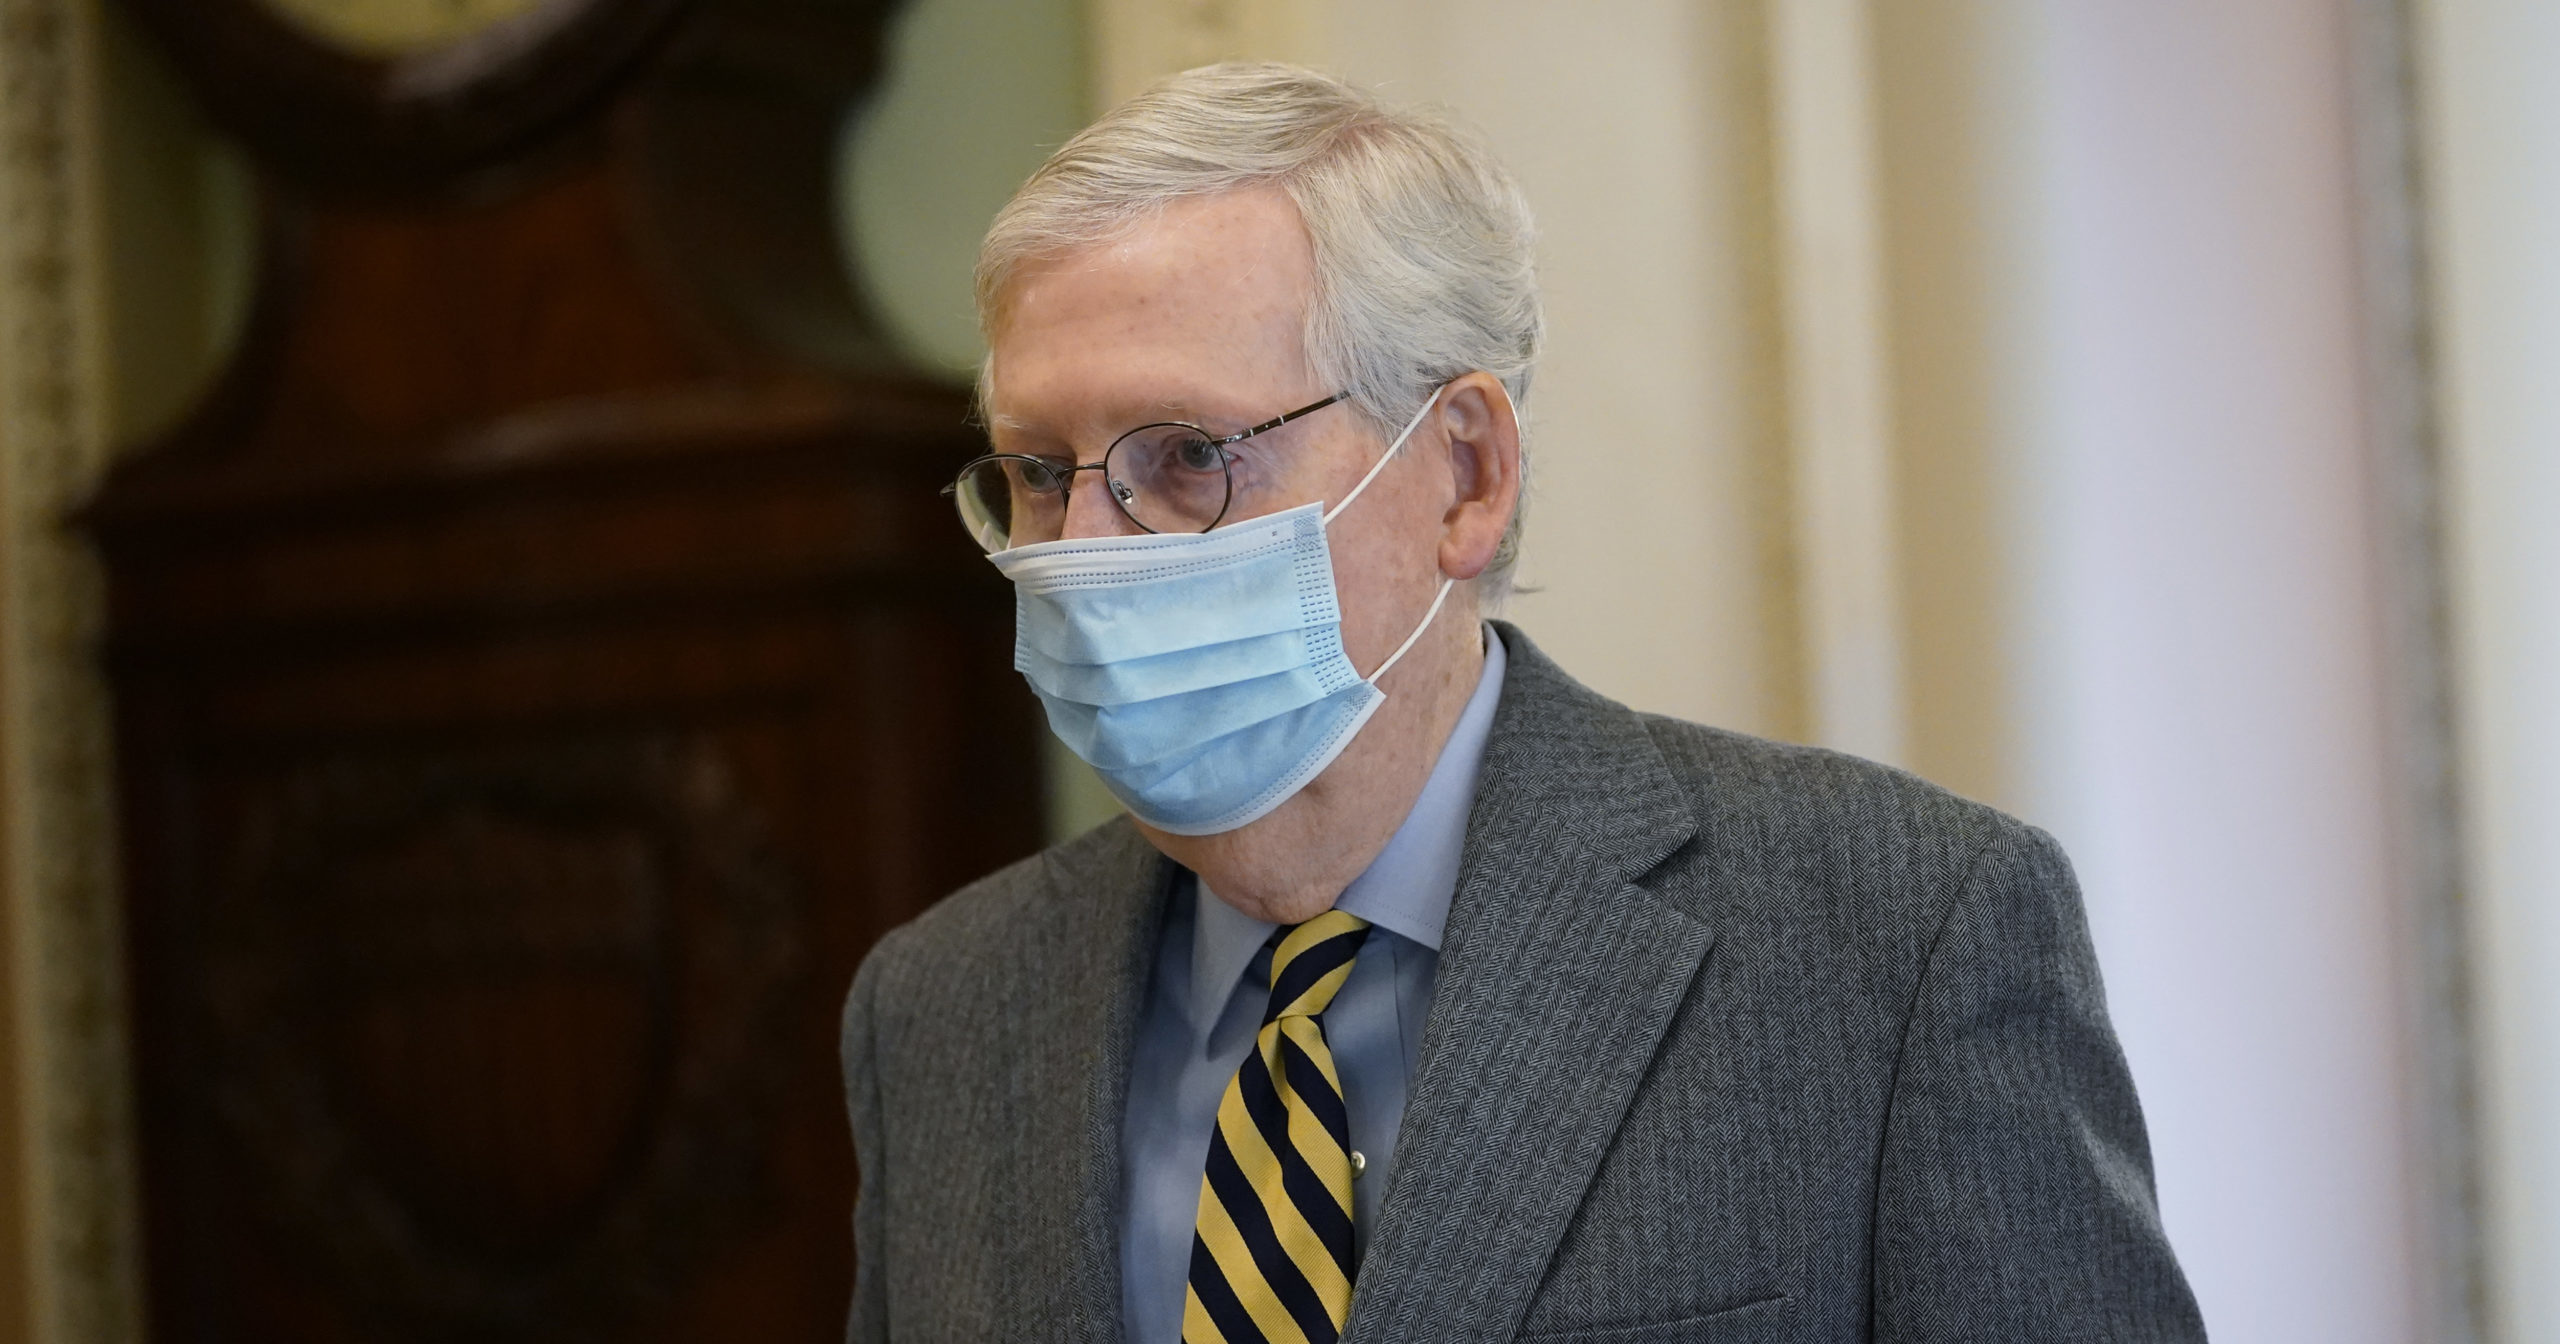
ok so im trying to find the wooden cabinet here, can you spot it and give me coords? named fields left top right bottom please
left=84, top=2, right=1039, bottom=1338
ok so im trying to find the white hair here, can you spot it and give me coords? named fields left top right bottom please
left=974, top=61, right=1543, bottom=594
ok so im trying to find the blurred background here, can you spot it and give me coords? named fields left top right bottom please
left=0, top=0, right=2549, bottom=1341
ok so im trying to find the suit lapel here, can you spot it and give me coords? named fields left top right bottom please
left=1346, top=625, right=1712, bottom=1344
left=1030, top=819, right=1173, bottom=1341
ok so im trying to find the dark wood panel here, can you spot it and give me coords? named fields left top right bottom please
left=90, top=1, right=1031, bottom=1338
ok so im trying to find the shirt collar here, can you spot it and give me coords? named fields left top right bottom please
left=1188, top=624, right=1509, bottom=1029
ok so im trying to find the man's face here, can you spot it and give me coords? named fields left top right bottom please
left=984, top=185, right=1453, bottom=677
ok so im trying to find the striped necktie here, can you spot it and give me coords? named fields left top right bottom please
left=1184, top=907, right=1373, bottom=1344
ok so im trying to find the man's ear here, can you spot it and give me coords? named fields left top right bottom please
left=1432, top=371, right=1523, bottom=581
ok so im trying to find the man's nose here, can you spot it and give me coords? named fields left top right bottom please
left=1060, top=468, right=1143, bottom=540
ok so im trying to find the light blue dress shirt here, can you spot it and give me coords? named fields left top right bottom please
left=1118, top=626, right=1508, bottom=1344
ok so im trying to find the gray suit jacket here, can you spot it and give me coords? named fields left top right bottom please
left=842, top=622, right=2206, bottom=1342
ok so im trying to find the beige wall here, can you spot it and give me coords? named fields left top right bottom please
left=1326, top=0, right=1803, bottom=739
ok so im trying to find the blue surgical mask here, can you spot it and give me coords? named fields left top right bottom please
left=988, top=394, right=1453, bottom=835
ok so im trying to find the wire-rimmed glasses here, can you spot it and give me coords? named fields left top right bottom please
left=945, top=393, right=1348, bottom=553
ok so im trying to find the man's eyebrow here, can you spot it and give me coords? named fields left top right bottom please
left=985, top=398, right=1208, bottom=436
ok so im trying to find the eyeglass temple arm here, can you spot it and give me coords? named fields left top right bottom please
left=1220, top=391, right=1350, bottom=444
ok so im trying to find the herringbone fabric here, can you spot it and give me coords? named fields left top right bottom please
left=1183, top=909, right=1371, bottom=1344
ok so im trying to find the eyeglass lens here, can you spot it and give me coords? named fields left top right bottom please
left=1105, top=424, right=1231, bottom=534
left=950, top=423, right=1231, bottom=552
left=952, top=457, right=1059, bottom=553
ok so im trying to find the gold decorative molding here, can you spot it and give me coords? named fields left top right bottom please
left=2346, top=0, right=2486, bottom=1337
left=0, top=0, right=146, bottom=1339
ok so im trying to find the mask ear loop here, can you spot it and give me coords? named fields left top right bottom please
left=1323, top=389, right=1446, bottom=525
left=1366, top=574, right=1455, bottom=683
left=1332, top=380, right=1523, bottom=683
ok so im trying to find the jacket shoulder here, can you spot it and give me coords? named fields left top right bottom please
left=1486, top=621, right=2042, bottom=894
left=1626, top=715, right=2066, bottom=976
left=1639, top=714, right=2037, bottom=866
left=855, top=817, right=1159, bottom=1021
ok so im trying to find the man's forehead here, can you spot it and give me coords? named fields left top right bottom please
left=1003, top=190, right=1311, bottom=327
left=986, top=186, right=1322, bottom=431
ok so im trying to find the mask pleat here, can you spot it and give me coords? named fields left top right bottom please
left=1089, top=685, right=1384, bottom=834
left=1020, top=627, right=1325, bottom=706
left=1036, top=648, right=1364, bottom=770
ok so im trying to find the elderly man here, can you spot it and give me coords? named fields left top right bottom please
left=842, top=63, right=2202, bottom=1344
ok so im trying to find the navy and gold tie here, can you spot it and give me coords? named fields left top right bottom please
left=1184, top=908, right=1373, bottom=1344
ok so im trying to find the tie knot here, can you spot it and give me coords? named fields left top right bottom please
left=1263, top=908, right=1372, bottom=1025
